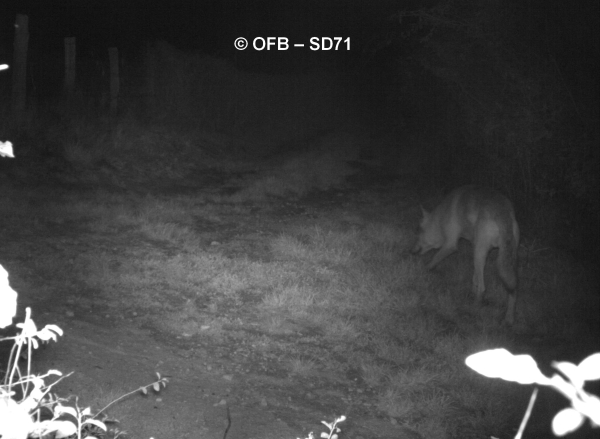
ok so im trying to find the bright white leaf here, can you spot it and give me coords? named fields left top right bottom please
left=0, top=396, right=34, bottom=438
left=0, top=265, right=17, bottom=328
left=465, top=349, right=549, bottom=384
left=552, top=408, right=585, bottom=436
left=572, top=393, right=600, bottom=426
left=51, top=420, right=78, bottom=438
left=17, top=318, right=38, bottom=335
left=553, top=361, right=584, bottom=389
left=30, top=376, right=45, bottom=389
left=0, top=141, right=14, bottom=158
left=153, top=382, right=160, bottom=391
left=37, top=324, right=63, bottom=342
left=82, top=419, right=107, bottom=430
left=46, top=324, right=64, bottom=335
left=587, top=395, right=600, bottom=426
left=22, top=382, right=45, bottom=412
left=141, top=387, right=148, bottom=395
left=577, top=353, right=600, bottom=381
left=55, top=405, right=78, bottom=418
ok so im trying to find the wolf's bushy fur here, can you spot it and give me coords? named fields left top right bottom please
left=412, top=185, right=520, bottom=324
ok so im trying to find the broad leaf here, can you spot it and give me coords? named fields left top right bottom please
left=577, top=353, right=600, bottom=381
left=54, top=404, right=78, bottom=418
left=49, top=420, right=78, bottom=439
left=465, top=349, right=549, bottom=384
left=553, top=361, right=584, bottom=388
left=83, top=419, right=107, bottom=430
left=552, top=408, right=585, bottom=436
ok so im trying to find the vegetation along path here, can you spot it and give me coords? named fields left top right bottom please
left=1, top=148, right=598, bottom=439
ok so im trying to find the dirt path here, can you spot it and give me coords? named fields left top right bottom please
left=2, top=172, right=420, bottom=439
left=31, top=318, right=305, bottom=439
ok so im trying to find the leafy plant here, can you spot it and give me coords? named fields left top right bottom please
left=298, top=415, right=346, bottom=439
left=466, top=348, right=600, bottom=438
left=0, top=263, right=169, bottom=439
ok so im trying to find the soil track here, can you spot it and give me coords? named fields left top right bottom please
left=3, top=160, right=598, bottom=439
left=1, top=167, right=421, bottom=439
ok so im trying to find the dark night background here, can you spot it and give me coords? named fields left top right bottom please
left=0, top=1, right=599, bottom=439
left=0, top=0, right=598, bottom=264
left=1, top=1, right=598, bottom=111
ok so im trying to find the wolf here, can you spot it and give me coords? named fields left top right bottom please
left=412, top=185, right=520, bottom=325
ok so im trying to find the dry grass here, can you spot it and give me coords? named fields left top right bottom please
left=3, top=182, right=597, bottom=439
left=228, top=146, right=359, bottom=201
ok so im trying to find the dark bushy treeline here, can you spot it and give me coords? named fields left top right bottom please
left=381, top=0, right=599, bottom=258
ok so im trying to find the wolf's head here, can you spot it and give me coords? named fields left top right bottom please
left=411, top=207, right=443, bottom=254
